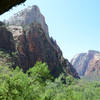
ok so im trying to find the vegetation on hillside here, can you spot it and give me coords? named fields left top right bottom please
left=0, top=61, right=100, bottom=100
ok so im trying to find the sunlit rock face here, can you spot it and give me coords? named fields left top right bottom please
left=7, top=5, right=48, bottom=34
left=7, top=25, right=23, bottom=41
left=85, top=53, right=100, bottom=76
left=5, top=5, right=79, bottom=78
left=71, top=50, right=100, bottom=77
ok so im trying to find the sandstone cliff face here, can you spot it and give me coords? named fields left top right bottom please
left=3, top=5, right=79, bottom=78
left=85, top=53, right=100, bottom=76
left=17, top=23, right=62, bottom=76
left=71, top=50, right=100, bottom=77
left=16, top=23, right=79, bottom=78
left=7, top=25, right=23, bottom=41
left=7, top=5, right=48, bottom=35
left=0, top=23, right=15, bottom=52
left=0, top=22, right=16, bottom=68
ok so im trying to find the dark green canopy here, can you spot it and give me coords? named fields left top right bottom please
left=0, top=0, right=26, bottom=15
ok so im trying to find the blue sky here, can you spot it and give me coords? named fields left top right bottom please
left=0, top=0, right=100, bottom=60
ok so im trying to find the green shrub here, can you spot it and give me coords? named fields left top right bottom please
left=0, top=62, right=100, bottom=100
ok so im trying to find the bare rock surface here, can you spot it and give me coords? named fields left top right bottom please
left=3, top=5, right=79, bottom=78
left=71, top=50, right=100, bottom=77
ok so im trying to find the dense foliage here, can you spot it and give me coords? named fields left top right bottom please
left=0, top=61, right=100, bottom=100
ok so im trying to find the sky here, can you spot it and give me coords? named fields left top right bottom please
left=0, top=0, right=100, bottom=61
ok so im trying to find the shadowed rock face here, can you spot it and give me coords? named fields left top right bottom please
left=16, top=23, right=79, bottom=78
left=0, top=22, right=4, bottom=26
left=0, top=22, right=16, bottom=68
left=71, top=50, right=100, bottom=77
left=0, top=23, right=15, bottom=52
left=17, top=23, right=62, bottom=76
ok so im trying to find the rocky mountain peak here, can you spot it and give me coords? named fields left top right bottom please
left=87, top=50, right=100, bottom=54
left=71, top=50, right=100, bottom=78
left=7, top=5, right=48, bottom=34
left=0, top=6, right=79, bottom=78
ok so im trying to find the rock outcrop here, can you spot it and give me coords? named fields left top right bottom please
left=7, top=25, right=23, bottom=41
left=85, top=53, right=100, bottom=76
left=3, top=5, right=79, bottom=78
left=7, top=5, right=48, bottom=35
left=0, top=22, right=15, bottom=52
left=0, top=22, right=16, bottom=69
left=16, top=23, right=79, bottom=78
left=71, top=50, right=100, bottom=77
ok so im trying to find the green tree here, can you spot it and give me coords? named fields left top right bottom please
left=27, top=62, right=52, bottom=86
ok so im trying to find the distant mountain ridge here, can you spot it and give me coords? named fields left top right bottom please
left=71, top=50, right=100, bottom=78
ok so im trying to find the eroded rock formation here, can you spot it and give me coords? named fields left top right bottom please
left=0, top=22, right=15, bottom=52
left=0, top=6, right=79, bottom=78
left=16, top=23, right=79, bottom=78
left=71, top=50, right=100, bottom=77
